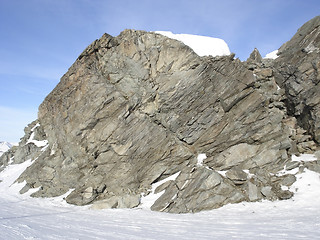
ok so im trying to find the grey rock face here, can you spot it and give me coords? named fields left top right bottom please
left=0, top=142, right=12, bottom=157
left=150, top=167, right=247, bottom=213
left=274, top=16, right=320, bottom=143
left=2, top=16, right=320, bottom=213
left=226, top=168, right=247, bottom=184
left=0, top=120, right=47, bottom=172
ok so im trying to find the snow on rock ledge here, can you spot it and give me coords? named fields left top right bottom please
left=155, top=31, right=231, bottom=57
left=139, top=171, right=181, bottom=210
left=197, top=153, right=207, bottom=167
left=26, top=123, right=48, bottom=148
left=264, top=50, right=279, bottom=59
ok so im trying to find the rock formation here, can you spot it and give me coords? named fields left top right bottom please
left=1, top=16, right=320, bottom=213
left=0, top=141, right=12, bottom=157
left=274, top=16, right=320, bottom=143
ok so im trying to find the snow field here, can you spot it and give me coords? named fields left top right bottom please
left=0, top=155, right=319, bottom=239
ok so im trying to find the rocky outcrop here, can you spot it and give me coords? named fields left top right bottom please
left=0, top=121, right=47, bottom=171
left=1, top=16, right=320, bottom=213
left=274, top=15, right=320, bottom=143
left=0, top=142, right=12, bottom=158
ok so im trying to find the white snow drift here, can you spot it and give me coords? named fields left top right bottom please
left=26, top=123, right=48, bottom=148
left=264, top=49, right=279, bottom=59
left=156, top=31, right=231, bottom=57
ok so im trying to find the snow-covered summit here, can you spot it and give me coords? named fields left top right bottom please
left=155, top=31, right=231, bottom=57
left=0, top=141, right=13, bottom=157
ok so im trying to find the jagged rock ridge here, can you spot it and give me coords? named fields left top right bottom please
left=0, top=142, right=13, bottom=157
left=274, top=16, right=320, bottom=143
left=1, top=16, right=320, bottom=213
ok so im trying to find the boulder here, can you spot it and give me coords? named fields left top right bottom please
left=225, top=167, right=247, bottom=184
left=1, top=16, right=320, bottom=213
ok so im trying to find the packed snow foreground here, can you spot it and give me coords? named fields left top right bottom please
left=0, top=154, right=319, bottom=239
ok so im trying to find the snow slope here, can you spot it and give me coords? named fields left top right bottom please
left=0, top=155, right=320, bottom=239
left=0, top=141, right=13, bottom=157
left=156, top=31, right=231, bottom=57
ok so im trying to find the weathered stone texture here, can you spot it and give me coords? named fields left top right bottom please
left=274, top=16, right=320, bottom=143
left=1, top=16, right=320, bottom=213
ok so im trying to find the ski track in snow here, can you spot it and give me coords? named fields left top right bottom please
left=0, top=156, right=320, bottom=239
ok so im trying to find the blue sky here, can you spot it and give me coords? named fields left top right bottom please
left=0, top=0, right=319, bottom=142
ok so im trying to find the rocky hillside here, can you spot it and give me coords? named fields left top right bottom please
left=1, top=16, right=320, bottom=213
left=0, top=142, right=12, bottom=157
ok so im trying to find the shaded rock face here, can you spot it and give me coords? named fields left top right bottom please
left=1, top=16, right=320, bottom=213
left=274, top=16, right=320, bottom=143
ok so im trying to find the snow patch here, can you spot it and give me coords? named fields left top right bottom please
left=18, top=180, right=42, bottom=196
left=277, top=154, right=317, bottom=176
left=197, top=153, right=207, bottom=167
left=155, top=31, right=231, bottom=57
left=217, top=170, right=227, bottom=177
left=26, top=132, right=48, bottom=148
left=41, top=144, right=49, bottom=152
left=277, top=167, right=300, bottom=176
left=264, top=50, right=278, bottom=59
left=243, top=169, right=255, bottom=178
left=290, top=169, right=320, bottom=203
left=304, top=43, right=319, bottom=54
left=292, top=154, right=317, bottom=162
left=140, top=171, right=180, bottom=209
left=26, top=124, right=48, bottom=148
left=0, top=160, right=76, bottom=208
left=31, top=122, right=40, bottom=131
left=0, top=159, right=33, bottom=192
left=8, top=156, right=14, bottom=165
